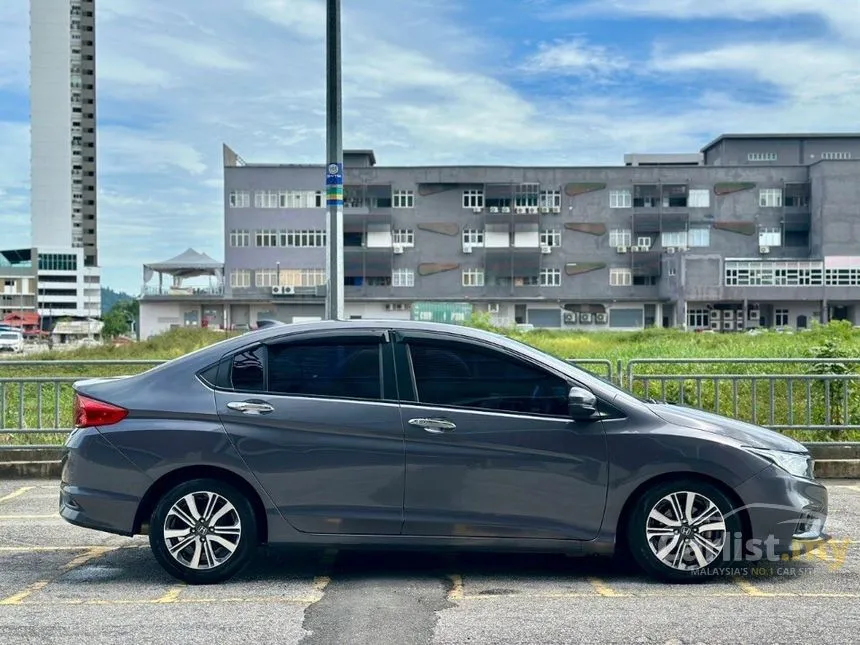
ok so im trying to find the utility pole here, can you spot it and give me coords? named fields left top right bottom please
left=324, top=0, right=344, bottom=320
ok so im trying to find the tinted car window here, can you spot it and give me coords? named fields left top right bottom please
left=230, top=346, right=266, bottom=392
left=267, top=341, right=382, bottom=401
left=408, top=340, right=570, bottom=416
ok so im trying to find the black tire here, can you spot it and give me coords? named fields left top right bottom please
left=626, top=478, right=744, bottom=583
left=149, top=478, right=259, bottom=584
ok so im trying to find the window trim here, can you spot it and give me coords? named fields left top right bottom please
left=209, top=329, right=398, bottom=402
left=393, top=330, right=580, bottom=419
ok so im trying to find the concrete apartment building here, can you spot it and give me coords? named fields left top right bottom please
left=138, top=133, right=860, bottom=339
left=1, top=0, right=101, bottom=323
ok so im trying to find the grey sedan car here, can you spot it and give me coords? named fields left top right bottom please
left=60, top=320, right=828, bottom=584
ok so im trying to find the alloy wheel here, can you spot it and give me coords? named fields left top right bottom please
left=645, top=490, right=728, bottom=571
left=163, top=491, right=242, bottom=570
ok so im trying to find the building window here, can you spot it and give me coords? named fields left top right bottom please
left=392, top=269, right=415, bottom=288
left=38, top=254, right=77, bottom=271
left=687, top=309, right=709, bottom=329
left=667, top=265, right=677, bottom=277
left=462, top=190, right=484, bottom=209
left=283, top=230, right=326, bottom=247
left=822, top=152, right=852, bottom=160
left=540, top=230, right=561, bottom=247
left=539, top=190, right=561, bottom=209
left=636, top=236, right=652, bottom=248
left=255, top=230, right=279, bottom=247
left=758, top=227, right=782, bottom=247
left=539, top=268, right=561, bottom=287
left=775, top=309, right=790, bottom=327
left=609, top=268, right=632, bottom=286
left=759, top=189, right=783, bottom=208
left=748, top=152, right=777, bottom=162
left=255, top=269, right=278, bottom=288
left=609, top=190, right=632, bottom=209
left=392, top=229, right=414, bottom=246
left=296, top=269, right=327, bottom=287
left=609, top=228, right=632, bottom=247
left=254, top=191, right=279, bottom=208
left=724, top=261, right=824, bottom=286
left=514, top=183, right=540, bottom=208
left=462, top=229, right=484, bottom=246
left=230, top=270, right=251, bottom=288
left=393, top=190, right=414, bottom=208
left=687, top=227, right=710, bottom=247
left=462, top=269, right=485, bottom=287
left=277, top=190, right=323, bottom=209
left=688, top=189, right=710, bottom=208
left=229, top=230, right=250, bottom=247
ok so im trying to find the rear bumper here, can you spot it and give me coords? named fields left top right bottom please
left=733, top=463, right=828, bottom=561
left=60, top=427, right=150, bottom=536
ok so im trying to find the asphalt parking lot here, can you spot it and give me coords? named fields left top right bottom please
left=2, top=480, right=860, bottom=644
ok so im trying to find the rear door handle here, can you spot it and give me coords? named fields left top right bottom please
left=227, top=400, right=274, bottom=415
left=408, top=418, right=456, bottom=434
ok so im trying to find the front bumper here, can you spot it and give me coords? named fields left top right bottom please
left=733, top=463, right=828, bottom=560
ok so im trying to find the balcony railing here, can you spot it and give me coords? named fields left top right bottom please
left=142, top=285, right=224, bottom=297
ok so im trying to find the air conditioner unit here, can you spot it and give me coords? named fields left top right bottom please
left=487, top=303, right=500, bottom=313
left=723, top=320, right=735, bottom=331
left=736, top=310, right=744, bottom=320
left=282, top=286, right=296, bottom=295
left=385, top=304, right=394, bottom=311
left=501, top=206, right=511, bottom=213
left=722, top=310, right=733, bottom=319
left=632, top=246, right=645, bottom=253
left=710, top=320, right=721, bottom=330
left=541, top=245, right=551, bottom=254
left=666, top=247, right=677, bottom=254
left=393, top=244, right=404, bottom=254
left=595, top=313, right=608, bottom=324
left=579, top=312, right=593, bottom=324
left=271, top=285, right=282, bottom=295
left=616, top=246, right=628, bottom=253
left=528, top=206, right=539, bottom=214
left=759, top=246, right=770, bottom=254
left=749, top=309, right=761, bottom=320
left=709, top=309, right=720, bottom=321
left=473, top=207, right=483, bottom=214
left=489, top=206, right=499, bottom=213
left=462, top=245, right=473, bottom=254
left=515, top=206, right=526, bottom=214
left=539, top=206, right=550, bottom=214
left=563, top=312, right=576, bottom=324
left=551, top=206, right=561, bottom=214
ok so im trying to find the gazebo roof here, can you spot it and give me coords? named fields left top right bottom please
left=143, top=248, right=223, bottom=279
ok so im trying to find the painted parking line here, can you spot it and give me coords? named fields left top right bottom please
left=0, top=487, right=34, bottom=506
left=0, top=544, right=146, bottom=553
left=155, top=584, right=186, bottom=604
left=588, top=577, right=627, bottom=597
left=0, top=546, right=116, bottom=605
left=4, top=595, right=323, bottom=607
left=447, top=574, right=464, bottom=601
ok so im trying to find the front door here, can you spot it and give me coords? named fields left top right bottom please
left=394, top=332, right=609, bottom=541
left=215, top=329, right=405, bottom=535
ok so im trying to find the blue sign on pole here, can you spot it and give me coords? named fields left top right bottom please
left=326, top=162, right=343, bottom=207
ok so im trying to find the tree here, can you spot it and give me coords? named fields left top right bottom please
left=101, top=298, right=140, bottom=339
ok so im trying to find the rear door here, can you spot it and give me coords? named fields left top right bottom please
left=393, top=330, right=609, bottom=541
left=214, top=328, right=405, bottom=535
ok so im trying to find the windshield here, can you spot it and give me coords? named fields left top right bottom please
left=0, top=333, right=20, bottom=340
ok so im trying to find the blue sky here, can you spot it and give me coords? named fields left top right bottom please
left=1, top=0, right=858, bottom=294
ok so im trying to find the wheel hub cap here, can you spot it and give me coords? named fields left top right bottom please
left=163, top=491, right=242, bottom=571
left=645, top=491, right=728, bottom=572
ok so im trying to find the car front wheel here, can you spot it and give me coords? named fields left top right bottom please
left=627, top=479, right=744, bottom=582
left=149, top=478, right=258, bottom=584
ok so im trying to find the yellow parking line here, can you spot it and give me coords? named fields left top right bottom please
left=0, top=546, right=115, bottom=605
left=447, top=574, right=464, bottom=601
left=313, top=576, right=331, bottom=592
left=155, top=584, right=186, bottom=603
left=0, top=487, right=34, bottom=505
left=10, top=596, right=321, bottom=607
left=734, top=578, right=773, bottom=597
left=588, top=577, right=626, bottom=597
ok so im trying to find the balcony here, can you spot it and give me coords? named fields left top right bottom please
left=343, top=245, right=393, bottom=277
left=630, top=250, right=662, bottom=278
left=632, top=211, right=689, bottom=234
left=141, top=285, right=224, bottom=298
left=484, top=247, right=542, bottom=277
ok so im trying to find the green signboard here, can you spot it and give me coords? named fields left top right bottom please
left=410, top=302, right=473, bottom=325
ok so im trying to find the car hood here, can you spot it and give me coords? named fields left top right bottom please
left=648, top=403, right=808, bottom=452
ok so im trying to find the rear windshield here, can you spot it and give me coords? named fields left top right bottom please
left=0, top=333, right=20, bottom=340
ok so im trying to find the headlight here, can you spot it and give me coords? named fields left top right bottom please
left=745, top=447, right=812, bottom=478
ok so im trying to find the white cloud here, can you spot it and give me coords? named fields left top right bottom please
left=522, top=38, right=629, bottom=75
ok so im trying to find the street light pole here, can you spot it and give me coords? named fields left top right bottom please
left=324, top=0, right=344, bottom=320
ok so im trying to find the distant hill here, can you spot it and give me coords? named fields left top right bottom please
left=101, top=287, right=134, bottom=316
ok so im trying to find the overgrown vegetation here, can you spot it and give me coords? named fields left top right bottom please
left=2, top=320, right=859, bottom=444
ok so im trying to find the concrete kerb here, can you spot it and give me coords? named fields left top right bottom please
left=1, top=444, right=860, bottom=479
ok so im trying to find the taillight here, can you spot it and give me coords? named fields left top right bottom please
left=73, top=394, right=128, bottom=428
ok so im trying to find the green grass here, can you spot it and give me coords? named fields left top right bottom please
left=2, top=321, right=860, bottom=445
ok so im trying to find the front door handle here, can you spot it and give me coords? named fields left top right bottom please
left=408, top=418, right=456, bottom=434
left=227, top=400, right=274, bottom=415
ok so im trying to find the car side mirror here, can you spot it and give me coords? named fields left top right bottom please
left=568, top=386, right=598, bottom=421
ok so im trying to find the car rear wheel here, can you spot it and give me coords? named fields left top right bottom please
left=627, top=479, right=743, bottom=582
left=149, top=478, right=258, bottom=584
